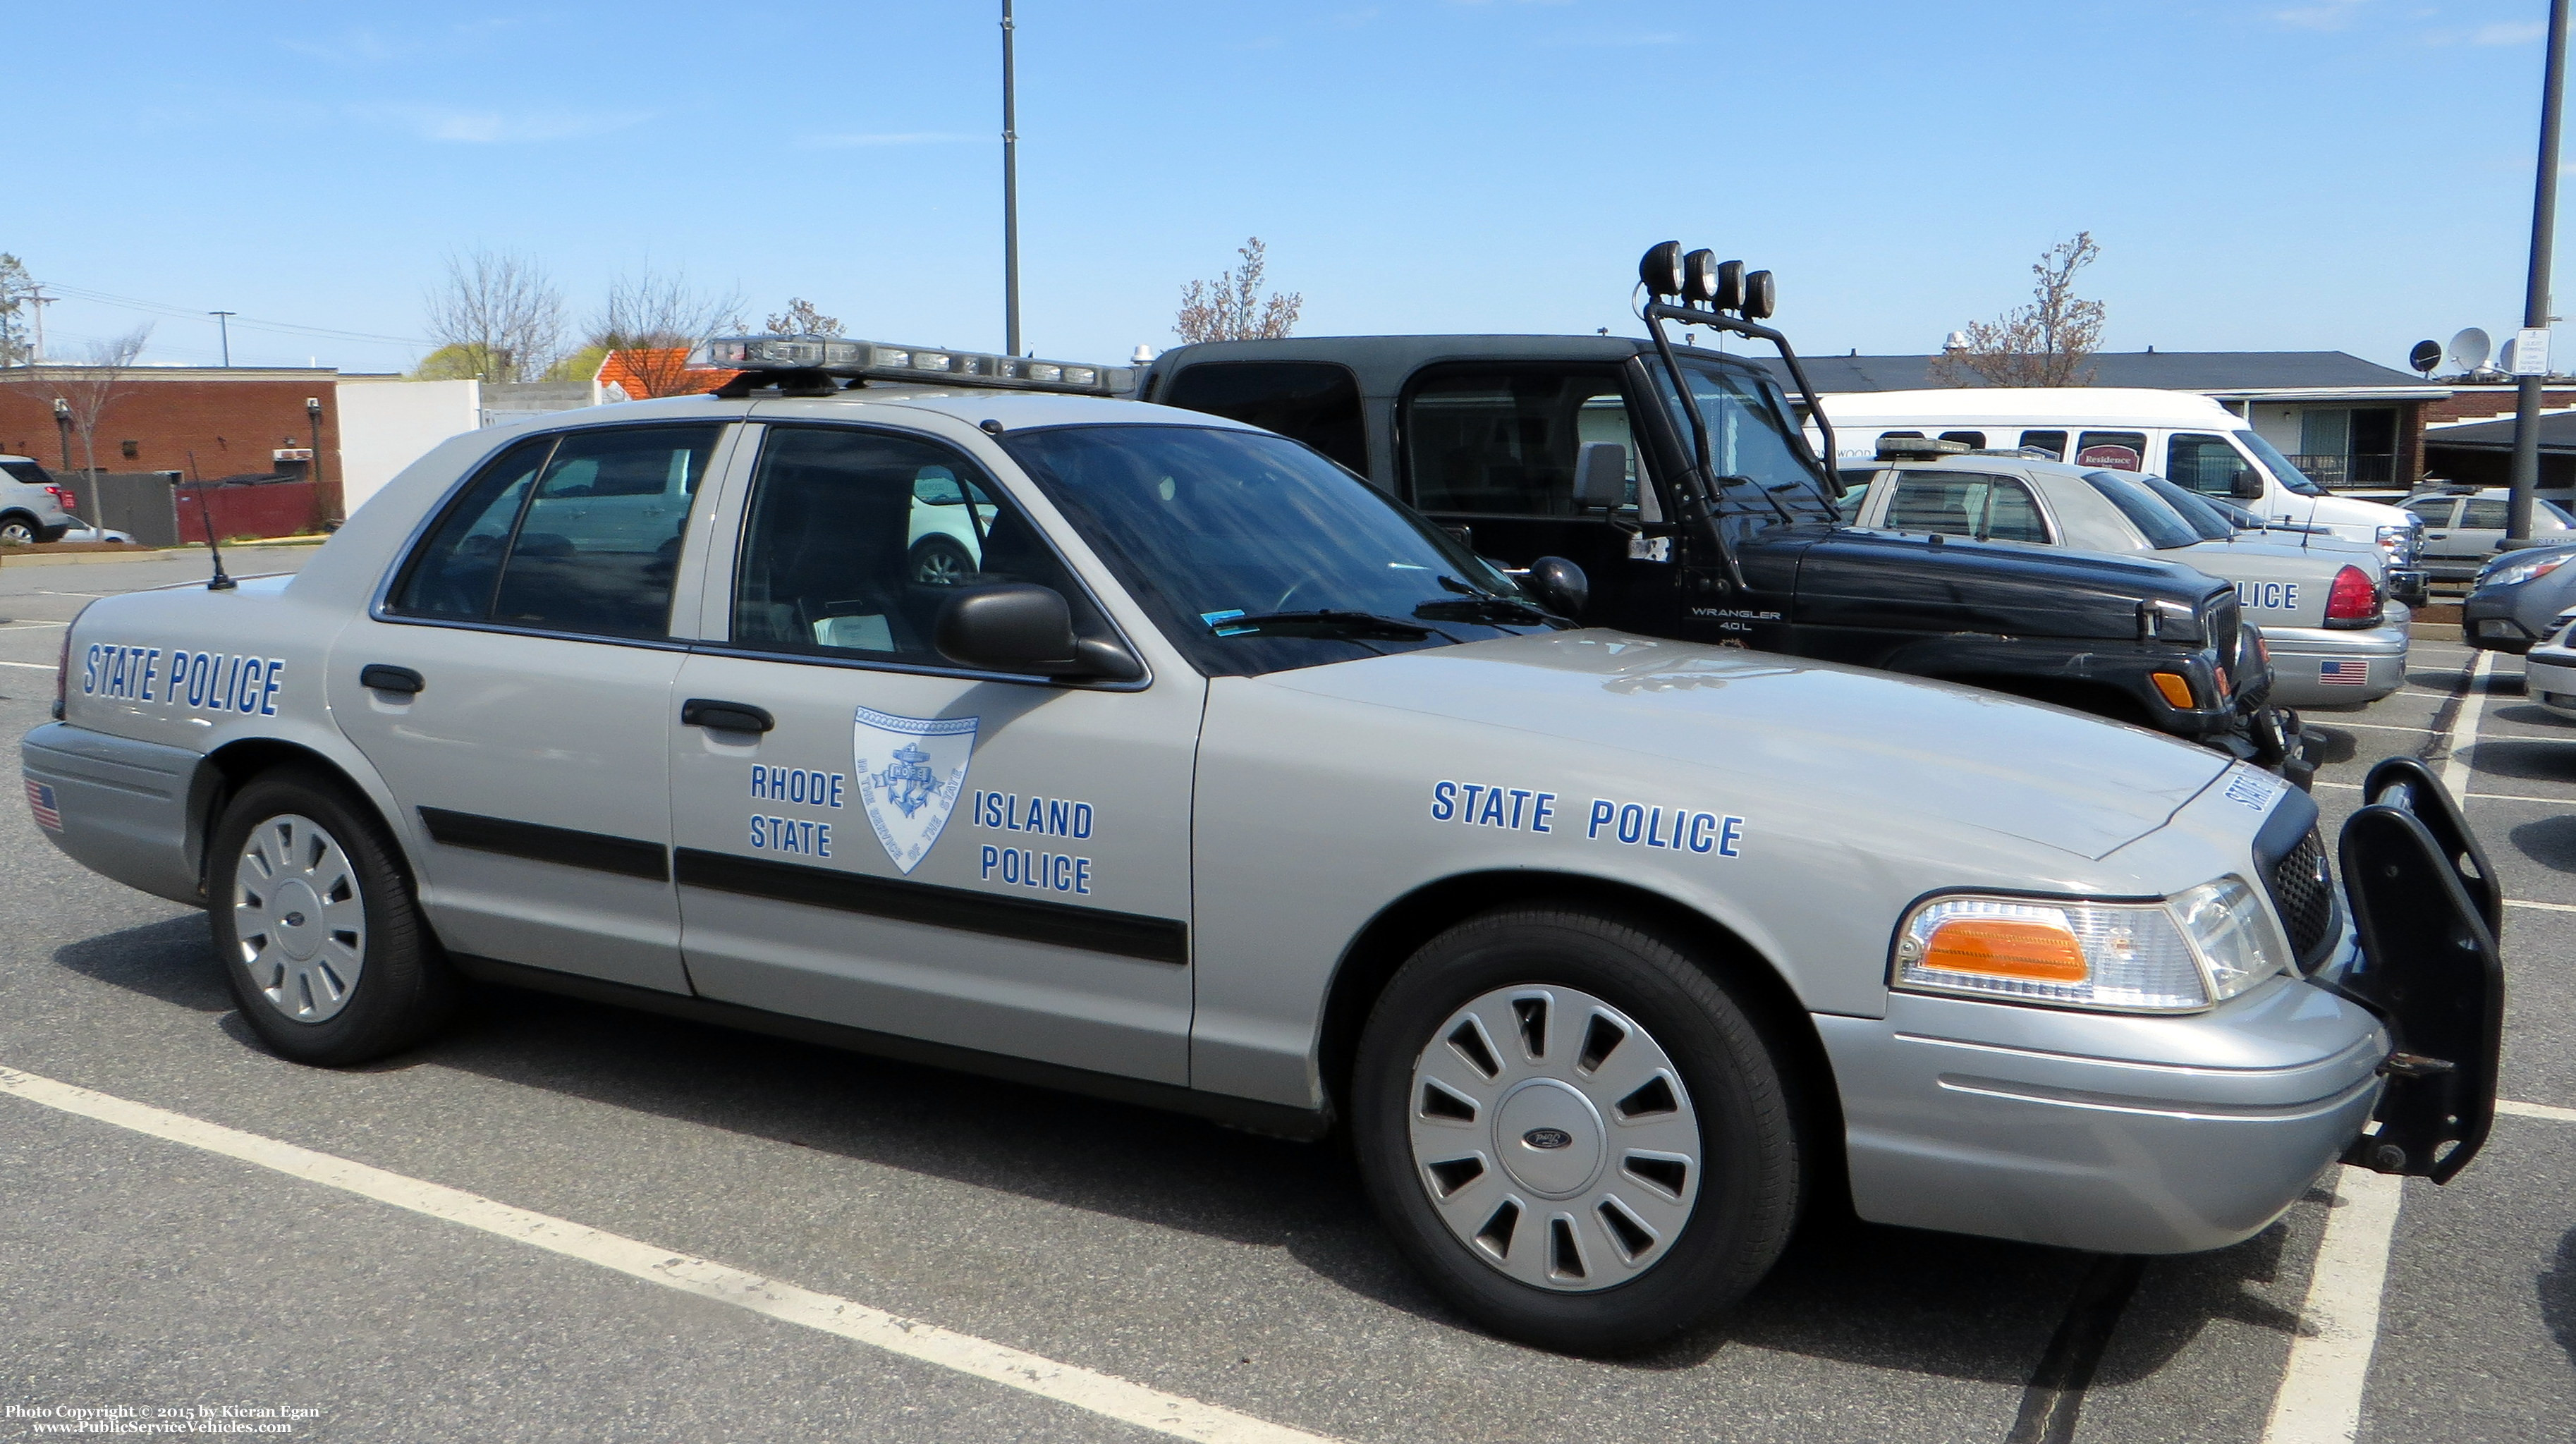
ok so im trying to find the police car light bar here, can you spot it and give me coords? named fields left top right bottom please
left=691, top=336, right=1134, bottom=396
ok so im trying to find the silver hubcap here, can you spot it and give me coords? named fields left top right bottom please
left=0, top=522, right=32, bottom=544
left=231, top=813, right=366, bottom=1022
left=1408, top=985, right=1700, bottom=1292
left=918, top=548, right=965, bottom=585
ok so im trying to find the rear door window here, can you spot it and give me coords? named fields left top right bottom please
left=1938, top=430, right=1987, bottom=448
left=2019, top=429, right=2068, bottom=460
left=2405, top=498, right=2460, bottom=527
left=1159, top=361, right=1369, bottom=474
left=1884, top=471, right=2052, bottom=543
left=1403, top=367, right=1639, bottom=515
left=2075, top=431, right=2149, bottom=470
left=2460, top=498, right=2510, bottom=530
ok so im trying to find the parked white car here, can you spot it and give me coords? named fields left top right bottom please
left=2401, top=487, right=2576, bottom=581
left=0, top=455, right=80, bottom=544
left=1843, top=444, right=2410, bottom=708
left=1819, top=390, right=2423, bottom=565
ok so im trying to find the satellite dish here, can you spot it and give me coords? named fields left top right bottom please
left=2501, top=336, right=2522, bottom=374
left=2410, top=339, right=2441, bottom=376
left=2450, top=326, right=2492, bottom=374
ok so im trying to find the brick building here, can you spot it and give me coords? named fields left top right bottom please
left=0, top=367, right=346, bottom=519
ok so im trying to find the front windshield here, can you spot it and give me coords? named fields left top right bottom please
left=1001, top=424, right=1558, bottom=678
left=2234, top=429, right=2324, bottom=497
left=2081, top=470, right=2202, bottom=549
left=2133, top=472, right=2237, bottom=542
left=1652, top=361, right=1833, bottom=516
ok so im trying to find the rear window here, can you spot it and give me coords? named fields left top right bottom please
left=1158, top=361, right=1368, bottom=475
left=1, top=460, right=51, bottom=487
left=2082, top=471, right=2199, bottom=549
left=2019, top=429, right=2068, bottom=460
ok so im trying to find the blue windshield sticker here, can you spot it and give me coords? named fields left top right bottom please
left=1201, top=608, right=1255, bottom=637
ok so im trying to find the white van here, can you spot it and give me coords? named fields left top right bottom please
left=1817, top=388, right=2423, bottom=565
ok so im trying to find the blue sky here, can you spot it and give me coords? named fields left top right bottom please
left=12, top=1, right=2568, bottom=375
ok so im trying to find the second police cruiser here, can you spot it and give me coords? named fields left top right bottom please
left=23, top=264, right=2503, bottom=1353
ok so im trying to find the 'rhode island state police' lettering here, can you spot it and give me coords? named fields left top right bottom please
left=1429, top=781, right=1556, bottom=832
left=81, top=642, right=283, bottom=716
left=1586, top=797, right=1745, bottom=857
left=750, top=766, right=845, bottom=808
left=749, top=816, right=832, bottom=857
left=974, top=791, right=1094, bottom=838
left=2235, top=580, right=2300, bottom=612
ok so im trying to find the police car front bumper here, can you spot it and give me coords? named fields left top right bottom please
left=2527, top=650, right=2576, bottom=717
left=1817, top=974, right=2388, bottom=1255
left=2260, top=616, right=2409, bottom=709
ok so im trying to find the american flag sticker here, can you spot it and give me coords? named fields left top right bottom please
left=2319, top=659, right=2371, bottom=687
left=24, top=778, right=63, bottom=831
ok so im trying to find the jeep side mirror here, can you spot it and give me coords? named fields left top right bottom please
left=935, top=583, right=1142, bottom=680
left=1526, top=556, right=1589, bottom=619
left=1572, top=442, right=1628, bottom=510
left=2232, top=471, right=2266, bottom=501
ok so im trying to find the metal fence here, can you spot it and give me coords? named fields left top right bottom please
left=2285, top=453, right=2398, bottom=488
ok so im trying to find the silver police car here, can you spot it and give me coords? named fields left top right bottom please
left=22, top=338, right=2502, bottom=1354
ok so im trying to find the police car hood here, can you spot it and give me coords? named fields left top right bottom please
left=1265, top=630, right=2228, bottom=861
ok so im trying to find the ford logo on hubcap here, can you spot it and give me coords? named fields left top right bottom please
left=283, top=912, right=307, bottom=927
left=1522, top=1127, right=1574, bottom=1151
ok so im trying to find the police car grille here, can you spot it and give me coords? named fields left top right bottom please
left=2266, top=826, right=2338, bottom=972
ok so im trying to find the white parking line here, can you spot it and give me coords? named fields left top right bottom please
left=2439, top=651, right=2499, bottom=800
left=0, top=659, right=55, bottom=670
left=2313, top=780, right=2575, bottom=804
left=2498, top=1098, right=2576, bottom=1123
left=0, top=620, right=67, bottom=630
left=2260, top=1166, right=2404, bottom=1444
left=0, top=1065, right=1337, bottom=1444
left=2312, top=720, right=2433, bottom=734
left=2504, top=898, right=2576, bottom=913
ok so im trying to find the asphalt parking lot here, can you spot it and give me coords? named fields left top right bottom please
left=1, top=547, right=2568, bottom=1443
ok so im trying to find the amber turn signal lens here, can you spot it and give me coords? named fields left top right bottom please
left=2150, top=672, right=2196, bottom=709
left=1919, top=918, right=2091, bottom=983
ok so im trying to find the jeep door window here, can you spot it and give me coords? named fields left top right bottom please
left=389, top=424, right=721, bottom=637
left=732, top=426, right=1088, bottom=665
left=1002, top=423, right=1548, bottom=678
left=2075, top=431, right=2149, bottom=470
left=1884, top=472, right=2052, bottom=543
left=2166, top=432, right=2261, bottom=499
left=2233, top=429, right=2326, bottom=496
left=2081, top=471, right=2201, bottom=549
left=1404, top=369, right=1638, bottom=515
left=1160, top=361, right=1369, bottom=474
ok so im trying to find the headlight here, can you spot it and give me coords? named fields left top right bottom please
left=1893, top=879, right=2290, bottom=1013
left=2485, top=553, right=2568, bottom=589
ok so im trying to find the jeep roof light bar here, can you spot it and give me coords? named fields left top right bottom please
left=1635, top=242, right=1842, bottom=522
left=693, top=335, right=1136, bottom=399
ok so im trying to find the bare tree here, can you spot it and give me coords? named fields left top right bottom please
left=1173, top=237, right=1302, bottom=344
left=37, top=326, right=154, bottom=488
left=421, top=249, right=566, bottom=384
left=1929, top=233, right=2107, bottom=388
left=764, top=298, right=843, bottom=336
left=589, top=267, right=745, bottom=398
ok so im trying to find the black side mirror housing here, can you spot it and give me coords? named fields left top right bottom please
left=2232, top=472, right=2266, bottom=501
left=1526, top=556, right=1589, bottom=620
left=934, top=583, right=1142, bottom=680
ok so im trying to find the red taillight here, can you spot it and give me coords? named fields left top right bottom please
left=44, top=485, right=75, bottom=510
left=2325, top=565, right=2379, bottom=623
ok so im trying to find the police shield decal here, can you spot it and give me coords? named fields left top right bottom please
left=853, top=706, right=977, bottom=874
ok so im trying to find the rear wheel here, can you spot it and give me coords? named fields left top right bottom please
left=0, top=513, right=37, bottom=546
left=910, top=535, right=975, bottom=587
left=210, top=770, right=456, bottom=1065
left=1351, top=907, right=1801, bottom=1354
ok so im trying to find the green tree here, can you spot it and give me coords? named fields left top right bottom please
left=545, top=345, right=610, bottom=383
left=409, top=343, right=495, bottom=381
left=0, top=255, right=35, bottom=367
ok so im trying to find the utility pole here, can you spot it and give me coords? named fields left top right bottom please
left=24, top=287, right=53, bottom=362
left=2510, top=0, right=2570, bottom=541
left=1001, top=0, right=1021, bottom=358
left=210, top=311, right=236, bottom=368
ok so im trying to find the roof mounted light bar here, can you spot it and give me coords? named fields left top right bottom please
left=692, top=335, right=1135, bottom=397
left=1876, top=436, right=1974, bottom=460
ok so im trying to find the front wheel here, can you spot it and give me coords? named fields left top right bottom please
left=909, top=535, right=975, bottom=587
left=1351, top=907, right=1801, bottom=1354
left=209, top=769, right=456, bottom=1065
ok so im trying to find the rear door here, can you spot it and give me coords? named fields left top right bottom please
left=1398, top=363, right=1678, bottom=632
left=2404, top=498, right=2466, bottom=574
left=665, top=421, right=1200, bottom=1083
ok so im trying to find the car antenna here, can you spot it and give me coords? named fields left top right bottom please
left=178, top=450, right=236, bottom=592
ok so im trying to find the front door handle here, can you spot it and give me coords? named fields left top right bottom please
left=681, top=698, right=775, bottom=733
left=360, top=664, right=425, bottom=694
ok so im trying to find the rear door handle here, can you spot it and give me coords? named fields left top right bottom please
left=681, top=698, right=775, bottom=733
left=360, top=664, right=424, bottom=694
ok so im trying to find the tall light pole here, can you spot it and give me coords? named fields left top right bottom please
left=210, top=311, right=236, bottom=367
left=2510, top=0, right=2570, bottom=541
left=1001, top=0, right=1021, bottom=358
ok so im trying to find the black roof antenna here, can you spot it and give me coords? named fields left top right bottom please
left=178, top=451, right=236, bottom=592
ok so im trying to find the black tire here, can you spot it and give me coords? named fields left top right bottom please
left=1351, top=907, right=1800, bottom=1354
left=909, top=535, right=976, bottom=587
left=0, top=513, right=37, bottom=546
left=209, top=769, right=456, bottom=1065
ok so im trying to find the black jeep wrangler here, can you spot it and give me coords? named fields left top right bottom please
left=1142, top=245, right=2307, bottom=779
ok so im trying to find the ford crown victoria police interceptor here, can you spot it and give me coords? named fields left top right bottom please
left=23, top=337, right=2503, bottom=1354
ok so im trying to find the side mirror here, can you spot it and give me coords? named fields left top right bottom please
left=2231, top=471, right=2266, bottom=501
left=1571, top=442, right=1628, bottom=510
left=1525, top=556, right=1589, bottom=619
left=934, top=583, right=1142, bottom=680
